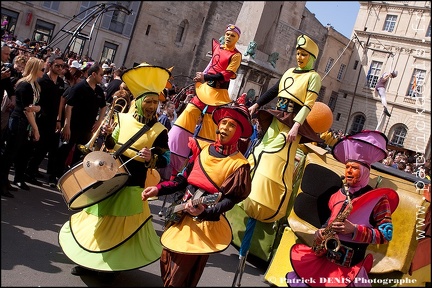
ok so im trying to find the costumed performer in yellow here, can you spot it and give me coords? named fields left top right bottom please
left=167, top=24, right=242, bottom=179
left=142, top=103, right=253, bottom=287
left=58, top=63, right=171, bottom=281
left=246, top=34, right=325, bottom=223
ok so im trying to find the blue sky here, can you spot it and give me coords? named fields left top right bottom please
left=305, top=1, right=360, bottom=38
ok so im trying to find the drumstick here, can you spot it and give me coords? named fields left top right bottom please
left=118, top=147, right=154, bottom=168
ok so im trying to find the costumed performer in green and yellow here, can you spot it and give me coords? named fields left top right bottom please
left=246, top=34, right=330, bottom=223
left=58, top=63, right=171, bottom=279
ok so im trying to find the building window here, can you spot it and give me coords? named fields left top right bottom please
left=317, top=86, right=326, bottom=102
left=246, top=89, right=256, bottom=100
left=69, top=36, right=86, bottom=57
left=325, top=57, right=334, bottom=73
left=109, top=1, right=131, bottom=34
left=366, top=61, right=383, bottom=88
left=389, top=125, right=407, bottom=147
left=33, top=19, right=55, bottom=44
left=336, top=113, right=341, bottom=121
left=101, top=42, right=118, bottom=65
left=349, top=114, right=365, bottom=134
left=383, top=15, right=397, bottom=32
left=408, top=69, right=426, bottom=97
left=328, top=91, right=338, bottom=111
left=337, top=64, right=346, bottom=80
left=426, top=20, right=431, bottom=37
left=145, top=25, right=151, bottom=36
left=77, top=1, right=98, bottom=20
left=343, top=93, right=347, bottom=98
left=176, top=20, right=189, bottom=45
left=42, top=1, right=60, bottom=11
left=353, top=60, right=359, bottom=70
left=1, top=8, right=19, bottom=37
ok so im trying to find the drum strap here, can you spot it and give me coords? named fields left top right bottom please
left=113, top=124, right=150, bottom=158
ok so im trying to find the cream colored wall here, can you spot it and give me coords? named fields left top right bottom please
left=333, top=1, right=430, bottom=156
left=2, top=1, right=131, bottom=64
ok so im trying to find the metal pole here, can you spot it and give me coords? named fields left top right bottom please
left=344, top=34, right=370, bottom=134
left=344, top=66, right=363, bottom=134
left=232, top=217, right=256, bottom=287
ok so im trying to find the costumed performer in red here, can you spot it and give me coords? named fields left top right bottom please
left=142, top=103, right=253, bottom=287
left=167, top=24, right=242, bottom=179
left=286, top=130, right=399, bottom=287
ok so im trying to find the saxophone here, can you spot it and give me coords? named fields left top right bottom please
left=312, top=176, right=352, bottom=257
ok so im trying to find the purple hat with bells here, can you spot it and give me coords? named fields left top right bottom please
left=332, top=130, right=388, bottom=168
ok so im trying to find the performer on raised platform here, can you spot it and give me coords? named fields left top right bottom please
left=167, top=24, right=242, bottom=179
left=246, top=34, right=324, bottom=223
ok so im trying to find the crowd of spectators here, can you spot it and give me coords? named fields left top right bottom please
left=382, top=150, right=431, bottom=180
left=1, top=33, right=203, bottom=196
left=2, top=33, right=430, bottom=196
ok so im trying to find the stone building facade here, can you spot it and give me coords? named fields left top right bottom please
left=332, top=1, right=430, bottom=158
left=1, top=2, right=140, bottom=64
left=2, top=1, right=429, bottom=157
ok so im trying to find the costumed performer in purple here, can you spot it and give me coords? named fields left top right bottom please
left=286, top=130, right=399, bottom=287
left=142, top=103, right=253, bottom=287
left=167, top=24, right=242, bottom=179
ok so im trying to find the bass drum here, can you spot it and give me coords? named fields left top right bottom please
left=58, top=158, right=130, bottom=210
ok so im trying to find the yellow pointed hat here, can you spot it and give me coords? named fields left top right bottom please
left=121, top=63, right=172, bottom=101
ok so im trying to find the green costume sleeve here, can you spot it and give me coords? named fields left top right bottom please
left=112, top=123, right=120, bottom=142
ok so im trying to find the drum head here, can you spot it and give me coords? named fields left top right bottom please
left=59, top=158, right=130, bottom=210
left=83, top=151, right=119, bottom=181
left=69, top=173, right=129, bottom=210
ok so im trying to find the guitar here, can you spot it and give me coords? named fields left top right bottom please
left=164, top=192, right=222, bottom=227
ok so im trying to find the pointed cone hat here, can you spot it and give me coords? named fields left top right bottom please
left=121, top=63, right=172, bottom=101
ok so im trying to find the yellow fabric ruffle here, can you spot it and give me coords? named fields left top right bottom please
left=59, top=220, right=162, bottom=272
left=195, top=82, right=232, bottom=106
left=161, top=215, right=232, bottom=254
left=173, top=103, right=218, bottom=142
left=69, top=186, right=153, bottom=251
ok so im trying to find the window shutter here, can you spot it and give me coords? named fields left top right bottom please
left=123, top=1, right=140, bottom=37
left=101, top=11, right=113, bottom=30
